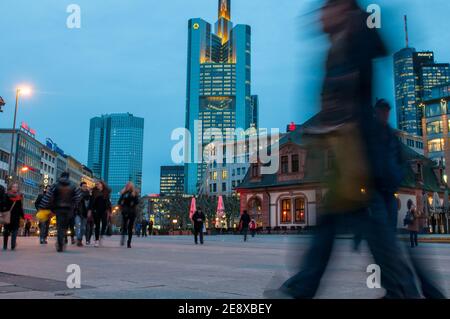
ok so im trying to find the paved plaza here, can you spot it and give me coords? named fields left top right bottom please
left=0, top=235, right=449, bottom=299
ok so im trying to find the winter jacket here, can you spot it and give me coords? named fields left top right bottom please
left=118, top=191, right=139, bottom=216
left=89, top=192, right=112, bottom=217
left=406, top=208, right=421, bottom=232
left=4, top=192, right=24, bottom=230
left=39, top=176, right=82, bottom=212
left=192, top=211, right=205, bottom=231
left=240, top=213, right=251, bottom=229
left=35, top=193, right=45, bottom=211
left=75, top=191, right=91, bottom=218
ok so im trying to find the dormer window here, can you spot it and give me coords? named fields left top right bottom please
left=292, top=154, right=299, bottom=173
left=281, top=156, right=289, bottom=174
left=251, top=164, right=259, bottom=178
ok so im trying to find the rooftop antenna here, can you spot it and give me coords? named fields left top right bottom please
left=404, top=15, right=409, bottom=48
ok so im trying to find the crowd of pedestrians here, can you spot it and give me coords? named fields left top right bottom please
left=0, top=171, right=158, bottom=253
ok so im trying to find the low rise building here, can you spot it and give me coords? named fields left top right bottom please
left=238, top=119, right=448, bottom=232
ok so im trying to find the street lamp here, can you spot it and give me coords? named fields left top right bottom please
left=8, top=86, right=32, bottom=179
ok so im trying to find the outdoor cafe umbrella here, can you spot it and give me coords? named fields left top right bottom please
left=216, top=195, right=225, bottom=228
left=216, top=195, right=225, bottom=219
left=189, top=197, right=196, bottom=220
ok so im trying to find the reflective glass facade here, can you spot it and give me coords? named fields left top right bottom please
left=185, top=0, right=258, bottom=194
left=160, top=166, right=184, bottom=196
left=88, top=113, right=144, bottom=203
left=394, top=48, right=450, bottom=136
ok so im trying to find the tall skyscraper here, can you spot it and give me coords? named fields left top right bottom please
left=160, top=166, right=185, bottom=196
left=184, top=0, right=258, bottom=194
left=394, top=17, right=450, bottom=136
left=88, top=113, right=144, bottom=203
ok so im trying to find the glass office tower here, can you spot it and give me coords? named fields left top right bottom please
left=88, top=113, right=144, bottom=203
left=394, top=48, right=450, bottom=136
left=185, top=0, right=258, bottom=194
left=160, top=166, right=185, bottom=196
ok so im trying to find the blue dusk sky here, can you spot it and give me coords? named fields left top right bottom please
left=1, top=0, right=449, bottom=194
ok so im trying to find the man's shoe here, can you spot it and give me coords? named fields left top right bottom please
left=71, top=238, right=76, bottom=245
left=94, top=240, right=99, bottom=247
left=44, top=240, right=48, bottom=244
left=76, top=240, right=83, bottom=247
left=127, top=241, right=131, bottom=248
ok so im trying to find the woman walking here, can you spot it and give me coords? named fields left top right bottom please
left=88, top=181, right=111, bottom=247
left=118, top=182, right=140, bottom=248
left=2, top=182, right=24, bottom=251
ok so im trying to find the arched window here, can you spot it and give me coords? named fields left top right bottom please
left=294, top=197, right=306, bottom=223
left=280, top=198, right=292, bottom=223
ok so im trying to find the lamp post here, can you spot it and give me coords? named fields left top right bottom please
left=8, top=86, right=32, bottom=180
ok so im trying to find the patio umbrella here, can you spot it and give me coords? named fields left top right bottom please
left=216, top=195, right=225, bottom=219
left=189, top=197, right=196, bottom=220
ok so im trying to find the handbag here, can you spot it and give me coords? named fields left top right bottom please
left=36, top=209, right=53, bottom=223
left=322, top=122, right=372, bottom=212
left=106, top=222, right=113, bottom=236
left=0, top=201, right=16, bottom=225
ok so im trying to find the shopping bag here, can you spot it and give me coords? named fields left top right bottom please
left=36, top=209, right=53, bottom=223
left=322, top=123, right=372, bottom=212
left=106, top=223, right=113, bottom=236
left=0, top=201, right=16, bottom=225
left=0, top=211, right=11, bottom=225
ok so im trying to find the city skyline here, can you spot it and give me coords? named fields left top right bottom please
left=1, top=0, right=449, bottom=194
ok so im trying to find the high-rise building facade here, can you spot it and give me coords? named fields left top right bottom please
left=184, top=0, right=259, bottom=194
left=394, top=48, right=450, bottom=136
left=422, top=83, right=450, bottom=181
left=160, top=165, right=185, bottom=196
left=88, top=113, right=144, bottom=203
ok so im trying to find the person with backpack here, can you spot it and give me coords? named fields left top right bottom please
left=39, top=172, right=82, bottom=252
left=405, top=199, right=420, bottom=248
left=88, top=180, right=112, bottom=247
left=239, top=210, right=251, bottom=242
left=36, top=186, right=50, bottom=244
left=118, top=182, right=140, bottom=248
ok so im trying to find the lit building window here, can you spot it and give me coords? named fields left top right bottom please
left=222, top=170, right=227, bottom=179
left=294, top=197, right=306, bottom=223
left=280, top=199, right=292, bottom=223
left=428, top=138, right=444, bottom=152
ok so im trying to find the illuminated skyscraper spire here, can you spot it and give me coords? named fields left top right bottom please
left=218, top=0, right=231, bottom=20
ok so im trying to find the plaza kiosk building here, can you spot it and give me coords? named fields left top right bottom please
left=237, top=120, right=449, bottom=232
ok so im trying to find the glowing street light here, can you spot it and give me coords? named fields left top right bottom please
left=20, top=166, right=30, bottom=173
left=8, top=85, right=33, bottom=178
left=17, top=86, right=32, bottom=96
